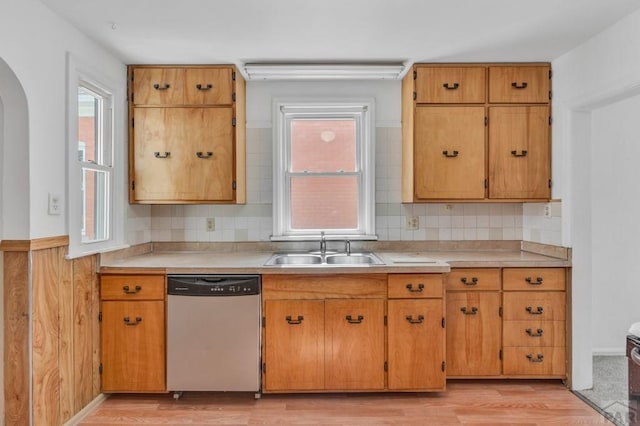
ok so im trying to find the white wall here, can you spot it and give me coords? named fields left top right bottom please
left=553, top=7, right=640, bottom=388
left=0, top=0, right=127, bottom=240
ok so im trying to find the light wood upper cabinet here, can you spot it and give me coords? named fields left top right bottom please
left=414, top=106, right=486, bottom=200
left=414, top=66, right=486, bottom=104
left=489, top=66, right=550, bottom=104
left=128, top=65, right=245, bottom=204
left=488, top=106, right=551, bottom=199
left=132, top=67, right=233, bottom=105
left=402, top=62, right=552, bottom=202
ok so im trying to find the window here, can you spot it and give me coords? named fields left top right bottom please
left=273, top=100, right=376, bottom=239
left=77, top=84, right=112, bottom=243
left=67, top=53, right=125, bottom=258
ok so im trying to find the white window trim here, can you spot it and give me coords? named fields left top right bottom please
left=272, top=98, right=377, bottom=240
left=66, top=53, right=127, bottom=258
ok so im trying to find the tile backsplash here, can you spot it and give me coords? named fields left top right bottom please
left=136, top=126, right=562, bottom=246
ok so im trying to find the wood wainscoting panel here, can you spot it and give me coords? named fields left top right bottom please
left=59, top=248, right=75, bottom=422
left=3, top=251, right=30, bottom=426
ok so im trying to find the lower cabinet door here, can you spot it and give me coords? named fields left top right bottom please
left=101, top=300, right=166, bottom=392
left=446, top=292, right=502, bottom=376
left=263, top=300, right=325, bottom=391
left=387, top=299, right=445, bottom=390
left=324, top=299, right=385, bottom=390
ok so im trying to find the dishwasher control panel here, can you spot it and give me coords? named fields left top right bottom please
left=168, top=275, right=261, bottom=296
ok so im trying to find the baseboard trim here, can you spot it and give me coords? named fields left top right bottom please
left=592, top=348, right=626, bottom=356
left=63, top=393, right=109, bottom=426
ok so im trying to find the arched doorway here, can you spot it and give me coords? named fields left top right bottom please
left=0, top=56, right=30, bottom=424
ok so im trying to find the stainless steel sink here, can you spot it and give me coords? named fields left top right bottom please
left=264, top=251, right=384, bottom=267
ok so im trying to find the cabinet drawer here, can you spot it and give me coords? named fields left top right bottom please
left=489, top=66, right=550, bottom=103
left=503, top=268, right=566, bottom=291
left=445, top=268, right=500, bottom=291
left=415, top=66, right=486, bottom=104
left=503, top=320, right=565, bottom=347
left=132, top=67, right=184, bottom=105
left=388, top=274, right=443, bottom=298
left=101, top=275, right=165, bottom=301
left=184, top=68, right=233, bottom=105
left=503, top=292, right=565, bottom=321
left=502, top=347, right=565, bottom=376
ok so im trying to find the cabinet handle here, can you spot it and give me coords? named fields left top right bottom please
left=122, top=285, right=142, bottom=294
left=526, top=306, right=544, bottom=315
left=285, top=315, right=303, bottom=325
left=345, top=315, right=364, bottom=324
left=512, top=82, right=528, bottom=89
left=406, top=283, right=424, bottom=293
left=196, top=83, right=213, bottom=91
left=196, top=151, right=213, bottom=159
left=526, top=353, right=544, bottom=363
left=460, top=306, right=478, bottom=315
left=405, top=314, right=424, bottom=324
left=443, top=82, right=459, bottom=90
left=526, top=328, right=544, bottom=337
left=525, top=276, right=544, bottom=285
left=153, top=83, right=171, bottom=90
left=442, top=150, right=459, bottom=158
left=123, top=316, right=142, bottom=326
left=511, top=150, right=528, bottom=157
left=460, top=277, right=478, bottom=286
left=154, top=151, right=171, bottom=158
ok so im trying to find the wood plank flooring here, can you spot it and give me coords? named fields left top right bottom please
left=78, top=380, right=613, bottom=425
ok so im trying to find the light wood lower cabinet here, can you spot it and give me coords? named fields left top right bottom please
left=100, top=274, right=166, bottom=392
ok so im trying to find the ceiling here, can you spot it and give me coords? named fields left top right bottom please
left=39, top=0, right=640, bottom=75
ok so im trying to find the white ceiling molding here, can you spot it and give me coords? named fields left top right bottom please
left=243, top=63, right=407, bottom=81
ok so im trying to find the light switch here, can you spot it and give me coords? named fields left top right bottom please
left=48, top=193, right=63, bottom=215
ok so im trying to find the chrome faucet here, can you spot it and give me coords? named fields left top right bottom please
left=320, top=231, right=326, bottom=254
left=344, top=239, right=351, bottom=255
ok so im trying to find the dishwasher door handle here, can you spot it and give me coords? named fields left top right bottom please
left=632, top=347, right=640, bottom=366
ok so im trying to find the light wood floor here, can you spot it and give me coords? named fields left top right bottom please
left=78, top=380, right=613, bottom=425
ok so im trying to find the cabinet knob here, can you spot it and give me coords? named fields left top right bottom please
left=196, top=83, right=213, bottom=91
left=511, top=150, right=528, bottom=157
left=526, top=328, right=544, bottom=337
left=525, top=306, right=544, bottom=315
left=123, top=316, right=142, bottom=326
left=442, top=150, right=459, bottom=158
left=405, top=314, right=425, bottom=324
left=345, top=315, right=364, bottom=324
left=460, top=306, right=478, bottom=315
left=511, top=82, right=528, bottom=89
left=526, top=353, right=544, bottom=363
left=406, top=283, right=424, bottom=293
left=154, top=151, right=171, bottom=159
left=153, top=83, right=171, bottom=91
left=442, top=82, right=459, bottom=90
left=196, top=151, right=213, bottom=159
left=460, top=277, right=478, bottom=286
left=285, top=315, right=303, bottom=325
left=122, top=285, right=142, bottom=294
left=525, top=276, right=544, bottom=285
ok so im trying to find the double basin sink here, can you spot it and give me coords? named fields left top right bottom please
left=265, top=251, right=385, bottom=267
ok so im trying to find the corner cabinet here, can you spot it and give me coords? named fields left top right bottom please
left=402, top=63, right=551, bottom=202
left=128, top=65, right=246, bottom=204
left=261, top=273, right=444, bottom=393
left=100, top=273, right=166, bottom=392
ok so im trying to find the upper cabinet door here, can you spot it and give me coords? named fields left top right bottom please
left=415, top=66, right=486, bottom=104
left=132, top=68, right=184, bottom=105
left=489, top=66, right=550, bottom=104
left=184, top=68, right=234, bottom=105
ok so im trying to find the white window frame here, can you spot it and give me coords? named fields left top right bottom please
left=67, top=53, right=126, bottom=258
left=272, top=98, right=376, bottom=240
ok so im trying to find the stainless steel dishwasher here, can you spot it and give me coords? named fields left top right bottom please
left=167, top=275, right=261, bottom=398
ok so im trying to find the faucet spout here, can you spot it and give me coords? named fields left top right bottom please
left=345, top=239, right=351, bottom=255
left=320, top=231, right=326, bottom=254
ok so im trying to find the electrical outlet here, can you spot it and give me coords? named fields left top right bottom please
left=206, top=218, right=215, bottom=231
left=543, top=203, right=552, bottom=218
left=48, top=193, right=63, bottom=215
left=406, top=216, right=419, bottom=230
